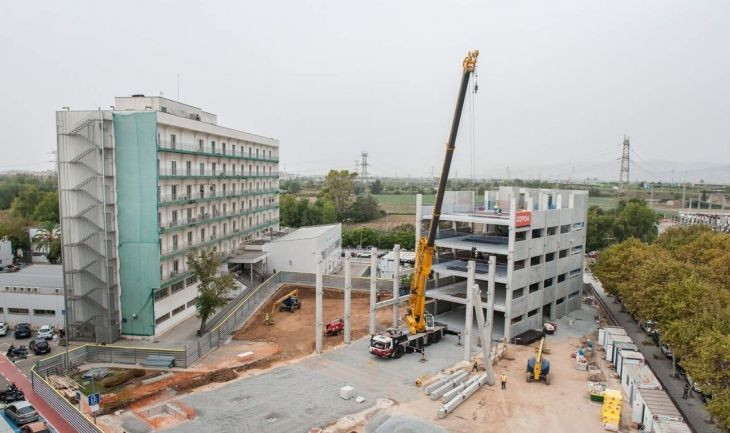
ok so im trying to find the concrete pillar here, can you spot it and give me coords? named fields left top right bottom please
left=315, top=255, right=323, bottom=354
left=464, top=260, right=475, bottom=362
left=392, top=244, right=400, bottom=327
left=415, top=194, right=423, bottom=242
left=369, top=246, right=377, bottom=335
left=344, top=255, right=352, bottom=344
left=469, top=255, right=496, bottom=386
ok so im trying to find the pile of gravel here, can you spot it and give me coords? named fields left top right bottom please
left=366, top=414, right=448, bottom=433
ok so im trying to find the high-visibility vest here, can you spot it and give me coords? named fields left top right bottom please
left=501, top=374, right=507, bottom=382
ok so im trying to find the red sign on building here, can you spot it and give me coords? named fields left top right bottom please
left=515, top=210, right=532, bottom=227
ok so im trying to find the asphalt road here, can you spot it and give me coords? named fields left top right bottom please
left=588, top=273, right=724, bottom=433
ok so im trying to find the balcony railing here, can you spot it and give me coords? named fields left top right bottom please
left=159, top=168, right=279, bottom=179
left=160, top=205, right=279, bottom=233
left=158, top=141, right=279, bottom=163
left=159, top=221, right=277, bottom=259
left=158, top=188, right=279, bottom=205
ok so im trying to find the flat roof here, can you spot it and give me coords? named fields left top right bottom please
left=639, top=389, right=683, bottom=420
left=0, top=264, right=63, bottom=289
left=270, top=224, right=339, bottom=242
left=626, top=364, right=661, bottom=390
left=228, top=251, right=268, bottom=264
left=653, top=419, right=691, bottom=433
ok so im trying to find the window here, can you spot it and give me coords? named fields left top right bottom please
left=198, top=139, right=204, bottom=151
left=223, top=163, right=227, bottom=175
left=569, top=291, right=580, bottom=299
left=529, top=283, right=539, bottom=293
left=199, top=163, right=205, bottom=175
left=172, top=235, right=178, bottom=250
left=186, top=185, right=192, bottom=199
left=171, top=281, right=185, bottom=294
left=544, top=277, right=554, bottom=287
left=572, top=245, right=583, bottom=255
left=547, top=226, right=557, bottom=236
left=559, top=249, right=568, bottom=258
left=232, top=144, right=236, bottom=155
left=513, top=288, right=524, bottom=299
left=172, top=304, right=186, bottom=315
left=557, top=273, right=566, bottom=283
left=511, top=315, right=523, bottom=325
left=211, top=141, right=216, bottom=153
left=186, top=161, right=191, bottom=175
left=573, top=221, right=585, bottom=230
left=545, top=252, right=555, bottom=262
left=515, top=231, right=527, bottom=241
left=171, top=185, right=177, bottom=200
left=556, top=297, right=565, bottom=305
left=187, top=231, right=193, bottom=246
left=531, top=228, right=543, bottom=238
left=212, top=162, right=217, bottom=174
left=171, top=210, right=178, bottom=225
left=186, top=276, right=198, bottom=287
left=8, top=308, right=29, bottom=315
left=187, top=298, right=198, bottom=308
left=527, top=308, right=538, bottom=317
left=33, top=309, right=55, bottom=316
left=560, top=224, right=571, bottom=234
left=530, top=256, right=541, bottom=266
left=171, top=161, right=177, bottom=175
left=156, top=313, right=171, bottom=325
left=569, top=268, right=581, bottom=278
left=173, top=259, right=179, bottom=273
left=170, top=134, right=176, bottom=149
left=514, top=259, right=526, bottom=270
left=154, top=288, right=169, bottom=301
left=222, top=143, right=226, bottom=155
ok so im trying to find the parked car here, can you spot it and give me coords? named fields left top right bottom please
left=4, top=401, right=39, bottom=426
left=661, top=343, right=673, bottom=359
left=14, top=324, right=31, bottom=339
left=28, top=339, right=50, bottom=356
left=0, top=322, right=8, bottom=336
left=36, top=325, right=54, bottom=340
left=641, top=320, right=656, bottom=334
left=21, top=422, right=50, bottom=433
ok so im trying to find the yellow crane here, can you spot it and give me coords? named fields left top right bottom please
left=369, top=51, right=479, bottom=359
left=264, top=289, right=300, bottom=325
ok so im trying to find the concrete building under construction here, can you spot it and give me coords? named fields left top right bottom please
left=415, top=187, right=588, bottom=341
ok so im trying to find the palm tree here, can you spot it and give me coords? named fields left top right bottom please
left=32, top=221, right=60, bottom=255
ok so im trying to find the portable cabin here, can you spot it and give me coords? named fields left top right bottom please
left=599, top=327, right=626, bottom=348
left=636, top=388, right=683, bottom=431
left=606, top=335, right=633, bottom=363
left=616, top=349, right=644, bottom=379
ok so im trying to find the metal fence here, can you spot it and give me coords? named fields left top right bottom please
left=31, top=349, right=102, bottom=433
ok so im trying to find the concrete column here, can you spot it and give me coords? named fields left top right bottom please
left=392, top=244, right=400, bottom=327
left=486, top=256, right=496, bottom=354
left=464, top=260, right=475, bottom=362
left=344, top=255, right=352, bottom=344
left=369, top=246, right=377, bottom=335
left=315, top=255, right=323, bottom=354
left=415, top=194, right=423, bottom=242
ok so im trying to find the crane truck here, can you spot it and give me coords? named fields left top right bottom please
left=369, top=50, right=479, bottom=359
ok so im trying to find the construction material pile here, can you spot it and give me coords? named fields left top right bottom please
left=422, top=370, right=490, bottom=418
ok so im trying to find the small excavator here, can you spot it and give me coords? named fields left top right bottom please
left=369, top=50, right=479, bottom=359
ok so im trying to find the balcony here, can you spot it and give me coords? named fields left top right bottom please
left=158, top=189, right=280, bottom=206
left=159, top=168, right=280, bottom=180
left=159, top=204, right=280, bottom=234
left=158, top=141, right=280, bottom=163
left=160, top=221, right=278, bottom=260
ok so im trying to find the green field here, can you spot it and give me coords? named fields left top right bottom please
left=372, top=194, right=435, bottom=214
left=588, top=196, right=618, bottom=210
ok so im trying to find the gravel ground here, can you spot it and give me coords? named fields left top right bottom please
left=169, top=333, right=465, bottom=432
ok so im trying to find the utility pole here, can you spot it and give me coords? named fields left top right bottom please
left=682, top=183, right=686, bottom=209
left=617, top=136, right=630, bottom=200
left=359, top=151, right=369, bottom=186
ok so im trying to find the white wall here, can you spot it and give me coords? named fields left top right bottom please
left=264, top=225, right=342, bottom=274
left=0, top=290, right=65, bottom=329
left=0, top=241, right=12, bottom=267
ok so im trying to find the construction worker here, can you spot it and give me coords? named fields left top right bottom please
left=472, top=358, right=479, bottom=372
left=500, top=371, right=507, bottom=390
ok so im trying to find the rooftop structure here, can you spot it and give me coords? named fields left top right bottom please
left=57, top=96, right=280, bottom=342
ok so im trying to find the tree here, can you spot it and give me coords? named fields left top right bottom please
left=281, top=180, right=301, bottom=193
left=33, top=192, right=59, bottom=224
left=32, top=221, right=60, bottom=260
left=320, top=170, right=357, bottom=220
left=370, top=179, right=383, bottom=194
left=591, top=239, right=653, bottom=297
left=11, top=187, right=44, bottom=219
left=347, top=195, right=381, bottom=222
left=586, top=206, right=615, bottom=251
left=47, top=237, right=62, bottom=264
left=188, top=250, right=236, bottom=335
left=586, top=198, right=659, bottom=251
left=0, top=216, right=33, bottom=260
left=279, top=194, right=300, bottom=227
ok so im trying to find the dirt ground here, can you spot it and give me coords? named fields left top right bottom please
left=337, top=337, right=613, bottom=433
left=234, top=285, right=401, bottom=361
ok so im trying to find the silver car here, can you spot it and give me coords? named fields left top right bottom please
left=0, top=322, right=8, bottom=336
left=5, top=401, right=39, bottom=425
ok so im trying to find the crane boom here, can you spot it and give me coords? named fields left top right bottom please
left=405, top=50, right=479, bottom=335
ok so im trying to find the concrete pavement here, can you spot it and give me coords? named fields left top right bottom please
left=587, top=273, right=724, bottom=433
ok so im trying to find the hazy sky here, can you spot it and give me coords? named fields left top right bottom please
left=1, top=1, right=728, bottom=182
